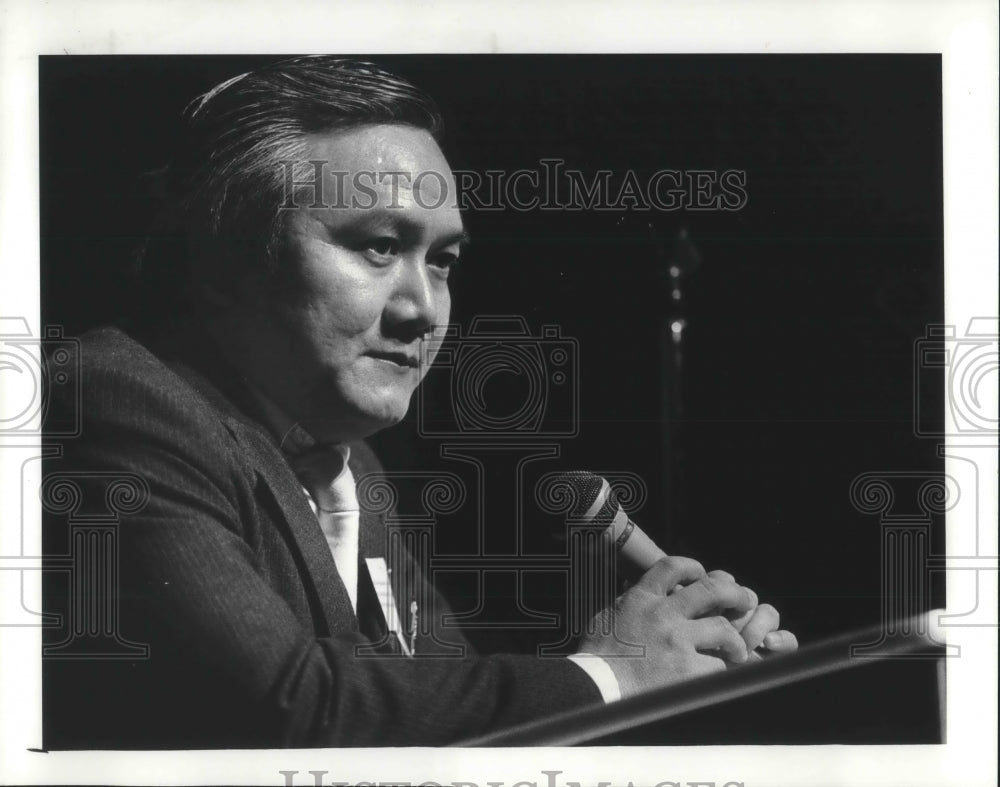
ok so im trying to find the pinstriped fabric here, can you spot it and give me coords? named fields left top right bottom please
left=42, top=324, right=602, bottom=748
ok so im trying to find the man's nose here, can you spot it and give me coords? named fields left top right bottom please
left=385, top=258, right=439, bottom=333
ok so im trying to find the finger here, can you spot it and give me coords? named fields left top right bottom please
left=707, top=569, right=735, bottom=584
left=636, top=556, right=706, bottom=596
left=674, top=575, right=756, bottom=620
left=762, top=629, right=799, bottom=653
left=739, top=603, right=779, bottom=651
left=689, top=615, right=748, bottom=663
left=728, top=607, right=754, bottom=633
left=726, top=587, right=758, bottom=632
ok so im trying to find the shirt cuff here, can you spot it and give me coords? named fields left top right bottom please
left=566, top=653, right=622, bottom=703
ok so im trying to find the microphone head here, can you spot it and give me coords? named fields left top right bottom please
left=553, top=471, right=667, bottom=578
left=556, top=471, right=620, bottom=528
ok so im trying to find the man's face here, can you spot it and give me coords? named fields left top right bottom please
left=220, top=124, right=464, bottom=443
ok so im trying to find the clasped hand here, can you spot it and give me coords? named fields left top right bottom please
left=577, top=556, right=798, bottom=698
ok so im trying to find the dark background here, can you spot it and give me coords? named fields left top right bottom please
left=40, top=54, right=945, bottom=742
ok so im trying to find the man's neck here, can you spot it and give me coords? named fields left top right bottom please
left=244, top=384, right=346, bottom=458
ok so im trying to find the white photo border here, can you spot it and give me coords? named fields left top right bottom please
left=1, top=1, right=996, bottom=786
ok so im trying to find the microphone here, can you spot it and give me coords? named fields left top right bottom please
left=558, top=471, right=667, bottom=580
left=557, top=471, right=770, bottom=658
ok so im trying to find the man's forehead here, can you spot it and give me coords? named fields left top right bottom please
left=302, top=125, right=450, bottom=180
left=300, top=124, right=459, bottom=214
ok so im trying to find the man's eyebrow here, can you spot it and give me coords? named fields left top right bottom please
left=443, top=229, right=472, bottom=248
left=360, top=211, right=471, bottom=247
left=320, top=207, right=471, bottom=249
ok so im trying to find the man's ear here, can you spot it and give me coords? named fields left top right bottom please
left=187, top=239, right=251, bottom=309
left=187, top=228, right=277, bottom=310
left=196, top=278, right=237, bottom=308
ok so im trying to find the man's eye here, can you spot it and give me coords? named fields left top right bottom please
left=430, top=252, right=460, bottom=274
left=365, top=238, right=399, bottom=257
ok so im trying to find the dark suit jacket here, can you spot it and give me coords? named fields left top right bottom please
left=43, top=324, right=600, bottom=748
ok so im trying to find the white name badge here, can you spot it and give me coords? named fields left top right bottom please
left=365, top=557, right=412, bottom=656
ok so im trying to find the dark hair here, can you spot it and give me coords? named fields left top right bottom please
left=134, top=56, right=444, bottom=320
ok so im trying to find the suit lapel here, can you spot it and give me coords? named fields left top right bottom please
left=231, top=421, right=356, bottom=636
left=145, top=324, right=358, bottom=636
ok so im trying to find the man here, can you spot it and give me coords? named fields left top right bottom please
left=43, top=56, right=796, bottom=748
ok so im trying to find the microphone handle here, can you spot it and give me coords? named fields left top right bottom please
left=601, top=501, right=668, bottom=578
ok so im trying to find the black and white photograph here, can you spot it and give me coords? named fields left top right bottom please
left=1, top=3, right=996, bottom=786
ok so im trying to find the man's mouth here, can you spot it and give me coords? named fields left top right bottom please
left=367, top=350, right=420, bottom=369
